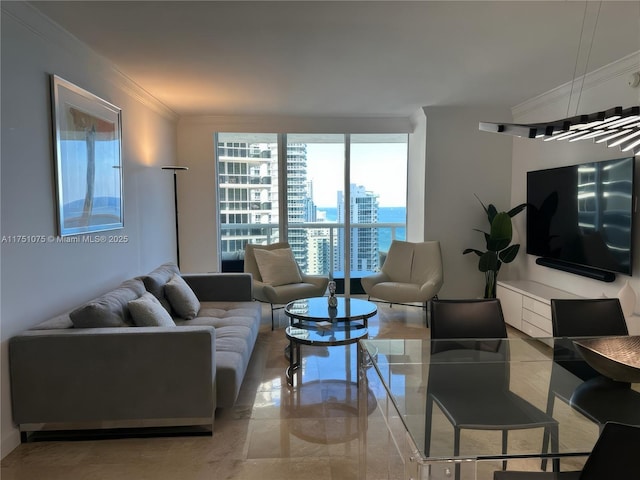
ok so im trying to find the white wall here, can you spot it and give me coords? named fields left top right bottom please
left=407, top=109, right=426, bottom=242
left=509, top=52, right=640, bottom=306
left=176, top=115, right=415, bottom=273
left=1, top=3, right=178, bottom=456
left=422, top=106, right=514, bottom=298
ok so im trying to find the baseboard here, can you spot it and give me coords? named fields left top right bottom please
left=1, top=429, right=21, bottom=459
left=535, top=258, right=616, bottom=283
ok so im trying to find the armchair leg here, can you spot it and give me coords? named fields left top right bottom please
left=271, top=305, right=275, bottom=331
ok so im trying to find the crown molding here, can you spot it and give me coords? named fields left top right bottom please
left=178, top=114, right=414, bottom=134
left=4, top=2, right=178, bottom=121
left=512, top=51, right=640, bottom=121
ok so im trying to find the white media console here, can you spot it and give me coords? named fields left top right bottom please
left=497, top=280, right=582, bottom=346
left=497, top=280, right=640, bottom=344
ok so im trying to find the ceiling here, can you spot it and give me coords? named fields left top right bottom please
left=29, top=1, right=640, bottom=118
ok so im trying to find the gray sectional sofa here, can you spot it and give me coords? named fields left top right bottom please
left=9, top=263, right=261, bottom=440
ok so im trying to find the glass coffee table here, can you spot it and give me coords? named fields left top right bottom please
left=284, top=296, right=376, bottom=386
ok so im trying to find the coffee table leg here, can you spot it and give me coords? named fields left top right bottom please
left=287, top=339, right=301, bottom=386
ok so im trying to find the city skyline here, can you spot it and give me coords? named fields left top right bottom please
left=216, top=135, right=406, bottom=275
left=305, top=142, right=407, bottom=208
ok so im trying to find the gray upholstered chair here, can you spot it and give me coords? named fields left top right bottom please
left=244, top=242, right=329, bottom=330
left=494, top=422, right=640, bottom=480
left=428, top=299, right=559, bottom=480
left=539, top=298, right=640, bottom=470
left=361, top=240, right=443, bottom=324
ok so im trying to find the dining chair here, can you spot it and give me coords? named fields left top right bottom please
left=494, top=421, right=640, bottom=479
left=541, top=298, right=640, bottom=469
left=426, top=299, right=559, bottom=479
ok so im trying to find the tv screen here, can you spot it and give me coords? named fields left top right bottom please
left=527, top=156, right=635, bottom=276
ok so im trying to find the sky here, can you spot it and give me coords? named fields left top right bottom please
left=305, top=142, right=408, bottom=208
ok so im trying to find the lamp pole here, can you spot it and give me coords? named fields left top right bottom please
left=161, top=166, right=188, bottom=268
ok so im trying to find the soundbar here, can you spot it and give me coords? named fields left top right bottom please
left=535, top=258, right=616, bottom=283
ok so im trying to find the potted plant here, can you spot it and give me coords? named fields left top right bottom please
left=463, top=196, right=526, bottom=298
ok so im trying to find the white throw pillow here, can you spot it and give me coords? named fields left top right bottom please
left=164, top=274, right=201, bottom=320
left=253, top=247, right=302, bottom=286
left=128, top=292, right=176, bottom=327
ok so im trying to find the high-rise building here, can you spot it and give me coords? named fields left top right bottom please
left=217, top=140, right=321, bottom=272
left=337, top=184, right=379, bottom=272
left=217, top=141, right=278, bottom=254
left=286, top=143, right=310, bottom=271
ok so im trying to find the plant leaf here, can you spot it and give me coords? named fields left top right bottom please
left=478, top=251, right=498, bottom=272
left=487, top=212, right=512, bottom=251
left=499, top=244, right=520, bottom=263
left=463, top=248, right=484, bottom=257
left=507, top=203, right=527, bottom=217
left=487, top=204, right=498, bottom=224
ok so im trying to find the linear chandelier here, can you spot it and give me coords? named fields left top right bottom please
left=479, top=1, right=640, bottom=156
left=479, top=105, right=640, bottom=155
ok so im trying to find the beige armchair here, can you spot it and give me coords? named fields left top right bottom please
left=361, top=240, right=443, bottom=324
left=244, top=242, right=329, bottom=330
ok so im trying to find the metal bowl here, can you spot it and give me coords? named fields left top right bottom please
left=573, top=336, right=640, bottom=383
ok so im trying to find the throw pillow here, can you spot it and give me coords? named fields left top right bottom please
left=139, top=262, right=181, bottom=314
left=165, top=274, right=200, bottom=320
left=253, top=247, right=302, bottom=286
left=128, top=292, right=176, bottom=327
left=70, top=278, right=147, bottom=328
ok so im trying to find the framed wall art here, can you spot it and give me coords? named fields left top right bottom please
left=51, top=75, right=123, bottom=236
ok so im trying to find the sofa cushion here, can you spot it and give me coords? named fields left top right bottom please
left=165, top=274, right=200, bottom=320
left=139, top=262, right=180, bottom=313
left=128, top=292, right=176, bottom=327
left=253, top=247, right=302, bottom=286
left=69, top=278, right=146, bottom=328
left=30, top=312, right=73, bottom=330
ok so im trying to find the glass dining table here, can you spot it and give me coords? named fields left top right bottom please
left=358, top=337, right=640, bottom=480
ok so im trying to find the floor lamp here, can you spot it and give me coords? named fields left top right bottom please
left=161, top=166, right=189, bottom=268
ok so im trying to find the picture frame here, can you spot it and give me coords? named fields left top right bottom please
left=51, top=75, right=123, bottom=236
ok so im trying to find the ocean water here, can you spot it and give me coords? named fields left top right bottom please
left=318, top=206, right=406, bottom=252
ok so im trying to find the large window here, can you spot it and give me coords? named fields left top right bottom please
left=216, top=132, right=407, bottom=276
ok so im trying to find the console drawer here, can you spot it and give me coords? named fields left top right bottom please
left=522, top=296, right=551, bottom=318
left=522, top=307, right=552, bottom=334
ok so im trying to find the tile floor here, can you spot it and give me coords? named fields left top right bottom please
left=0, top=300, right=585, bottom=480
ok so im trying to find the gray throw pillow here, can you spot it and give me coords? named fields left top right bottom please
left=70, top=278, right=146, bottom=328
left=164, top=274, right=200, bottom=320
left=139, top=262, right=181, bottom=314
left=128, top=292, right=176, bottom=327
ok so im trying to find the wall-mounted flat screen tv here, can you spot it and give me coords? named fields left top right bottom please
left=527, top=156, right=636, bottom=277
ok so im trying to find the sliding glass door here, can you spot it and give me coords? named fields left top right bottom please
left=216, top=132, right=407, bottom=278
left=285, top=134, right=345, bottom=275
left=350, top=134, right=407, bottom=273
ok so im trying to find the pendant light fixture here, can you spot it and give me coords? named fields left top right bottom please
left=479, top=1, right=640, bottom=155
left=479, top=106, right=640, bottom=155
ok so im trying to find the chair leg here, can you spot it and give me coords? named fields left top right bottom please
left=423, top=301, right=429, bottom=328
left=454, top=428, right=461, bottom=480
left=502, top=430, right=508, bottom=470
left=551, top=424, right=560, bottom=473
left=271, top=305, right=275, bottom=331
left=541, top=393, right=555, bottom=470
left=424, top=396, right=434, bottom=457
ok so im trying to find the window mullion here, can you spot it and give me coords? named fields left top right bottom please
left=344, top=134, right=351, bottom=297
left=278, top=133, right=288, bottom=241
